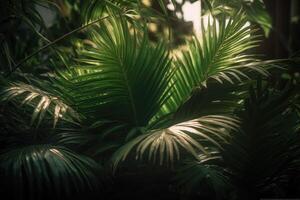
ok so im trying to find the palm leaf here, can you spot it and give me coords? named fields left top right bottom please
left=203, top=0, right=272, bottom=37
left=221, top=81, right=300, bottom=192
left=1, top=81, right=79, bottom=127
left=54, top=15, right=173, bottom=127
left=175, top=160, right=230, bottom=198
left=0, top=145, right=101, bottom=199
left=80, top=0, right=167, bottom=29
left=163, top=12, right=267, bottom=115
left=112, top=115, right=239, bottom=168
left=173, top=81, right=300, bottom=198
left=172, top=81, right=251, bottom=122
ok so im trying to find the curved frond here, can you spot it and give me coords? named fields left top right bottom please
left=112, top=115, right=239, bottom=169
left=55, top=15, right=173, bottom=127
left=204, top=0, right=272, bottom=37
left=164, top=12, right=267, bottom=114
left=0, top=145, right=102, bottom=199
left=81, top=0, right=168, bottom=25
left=221, top=82, right=300, bottom=189
left=1, top=82, right=79, bottom=127
left=173, top=81, right=250, bottom=121
left=175, top=160, right=230, bottom=197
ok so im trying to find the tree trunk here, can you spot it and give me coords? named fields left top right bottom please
left=260, top=0, right=291, bottom=59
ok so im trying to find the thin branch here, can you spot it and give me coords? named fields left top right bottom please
left=5, top=15, right=112, bottom=77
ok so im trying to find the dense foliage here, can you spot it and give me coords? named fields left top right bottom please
left=0, top=1, right=299, bottom=200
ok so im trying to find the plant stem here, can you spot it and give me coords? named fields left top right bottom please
left=5, top=15, right=112, bottom=77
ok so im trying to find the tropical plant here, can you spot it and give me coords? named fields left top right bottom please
left=202, top=0, right=272, bottom=37
left=0, top=1, right=299, bottom=200
left=176, top=81, right=300, bottom=199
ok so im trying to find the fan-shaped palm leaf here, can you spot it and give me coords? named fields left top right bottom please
left=1, top=81, right=79, bottom=127
left=112, top=115, right=239, bottom=168
left=0, top=145, right=101, bottom=200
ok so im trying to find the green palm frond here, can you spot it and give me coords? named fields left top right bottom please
left=81, top=0, right=167, bottom=25
left=81, top=0, right=107, bottom=23
left=173, top=81, right=250, bottom=121
left=81, top=0, right=130, bottom=23
left=0, top=145, right=101, bottom=199
left=112, top=115, right=239, bottom=168
left=175, top=160, right=230, bottom=198
left=203, top=0, right=272, bottom=37
left=163, top=12, right=267, bottom=114
left=221, top=82, right=300, bottom=193
left=55, top=15, right=173, bottom=127
left=171, top=81, right=300, bottom=199
left=50, top=127, right=91, bottom=147
left=1, top=82, right=79, bottom=127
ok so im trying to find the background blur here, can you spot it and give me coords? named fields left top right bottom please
left=1, top=0, right=299, bottom=74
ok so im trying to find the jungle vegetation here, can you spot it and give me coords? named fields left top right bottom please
left=0, top=0, right=299, bottom=200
